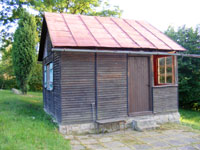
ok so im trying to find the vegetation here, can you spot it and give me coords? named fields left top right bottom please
left=0, top=45, right=17, bottom=89
left=0, top=0, right=122, bottom=93
left=180, top=109, right=200, bottom=130
left=0, top=90, right=199, bottom=150
left=0, top=90, right=70, bottom=150
left=12, top=11, right=37, bottom=94
left=0, top=0, right=122, bottom=42
left=165, top=25, right=200, bottom=110
left=0, top=47, right=42, bottom=92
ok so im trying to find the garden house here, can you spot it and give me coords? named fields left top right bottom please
left=38, top=12, right=186, bottom=134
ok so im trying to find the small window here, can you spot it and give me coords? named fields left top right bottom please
left=154, top=56, right=175, bottom=85
left=49, top=63, right=53, bottom=90
left=45, top=63, right=53, bottom=90
left=44, top=65, right=47, bottom=88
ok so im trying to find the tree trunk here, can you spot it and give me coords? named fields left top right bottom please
left=21, top=82, right=27, bottom=94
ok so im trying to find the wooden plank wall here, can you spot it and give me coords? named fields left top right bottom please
left=153, top=86, right=178, bottom=113
left=43, top=31, right=61, bottom=123
left=97, top=54, right=127, bottom=120
left=53, top=52, right=62, bottom=123
left=43, top=31, right=53, bottom=115
left=60, top=52, right=95, bottom=124
left=152, top=56, right=178, bottom=113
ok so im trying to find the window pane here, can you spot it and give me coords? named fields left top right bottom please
left=155, top=56, right=174, bottom=85
left=47, top=65, right=50, bottom=89
left=159, top=75, right=165, bottom=84
left=49, top=63, right=53, bottom=90
left=44, top=66, right=47, bottom=88
left=167, top=76, right=172, bottom=83
left=166, top=56, right=172, bottom=65
left=50, top=63, right=53, bottom=70
left=159, top=66, right=165, bottom=74
left=158, top=57, right=165, bottom=66
left=167, top=67, right=172, bottom=73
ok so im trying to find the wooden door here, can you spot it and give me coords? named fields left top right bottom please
left=128, top=56, right=151, bottom=115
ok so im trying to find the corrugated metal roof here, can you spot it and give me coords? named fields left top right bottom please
left=44, top=12, right=186, bottom=51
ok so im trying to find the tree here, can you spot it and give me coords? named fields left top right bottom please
left=0, top=0, right=122, bottom=44
left=12, top=11, right=37, bottom=94
left=0, top=44, right=17, bottom=89
left=165, top=25, right=200, bottom=109
left=28, top=62, right=43, bottom=91
left=1, top=0, right=122, bottom=92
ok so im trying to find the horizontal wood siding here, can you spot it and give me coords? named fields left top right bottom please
left=53, top=52, right=62, bottom=123
left=43, top=31, right=61, bottom=123
left=153, top=86, right=178, bottom=113
left=97, top=54, right=127, bottom=120
left=61, top=52, right=95, bottom=124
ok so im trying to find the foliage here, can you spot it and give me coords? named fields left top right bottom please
left=0, top=0, right=122, bottom=92
left=12, top=11, right=37, bottom=94
left=0, top=90, right=70, bottom=150
left=0, top=0, right=122, bottom=43
left=165, top=25, right=200, bottom=109
left=28, top=63, right=43, bottom=91
left=0, top=45, right=17, bottom=89
left=0, top=43, right=42, bottom=91
left=180, top=109, right=200, bottom=130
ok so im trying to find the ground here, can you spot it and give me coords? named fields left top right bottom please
left=67, top=124, right=200, bottom=150
left=0, top=90, right=200, bottom=150
left=0, top=90, right=70, bottom=150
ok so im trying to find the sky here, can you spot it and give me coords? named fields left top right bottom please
left=110, top=0, right=200, bottom=31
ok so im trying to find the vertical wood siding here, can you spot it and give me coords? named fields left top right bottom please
left=97, top=54, right=127, bottom=120
left=60, top=52, right=95, bottom=124
left=128, top=57, right=150, bottom=114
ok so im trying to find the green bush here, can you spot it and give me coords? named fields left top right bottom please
left=165, top=25, right=200, bottom=109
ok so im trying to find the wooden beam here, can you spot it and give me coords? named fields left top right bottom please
left=52, top=48, right=200, bottom=58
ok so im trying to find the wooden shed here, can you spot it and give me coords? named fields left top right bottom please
left=38, top=12, right=186, bottom=134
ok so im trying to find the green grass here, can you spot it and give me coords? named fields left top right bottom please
left=0, top=90, right=70, bottom=150
left=1, top=89, right=200, bottom=149
left=180, top=109, right=200, bottom=130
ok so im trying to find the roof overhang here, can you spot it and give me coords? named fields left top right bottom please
left=51, top=48, right=200, bottom=58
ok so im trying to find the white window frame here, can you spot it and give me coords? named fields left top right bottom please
left=45, top=63, right=53, bottom=91
left=44, top=65, right=47, bottom=88
left=49, top=63, right=53, bottom=91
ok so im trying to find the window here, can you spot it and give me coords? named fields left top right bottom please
left=44, top=63, right=53, bottom=90
left=154, top=56, right=175, bottom=85
left=44, top=66, right=47, bottom=88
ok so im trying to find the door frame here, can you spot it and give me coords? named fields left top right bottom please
left=127, top=55, right=153, bottom=117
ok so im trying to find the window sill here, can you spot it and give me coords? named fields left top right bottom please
left=153, top=84, right=178, bottom=88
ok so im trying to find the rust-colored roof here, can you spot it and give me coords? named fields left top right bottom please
left=44, top=12, right=185, bottom=51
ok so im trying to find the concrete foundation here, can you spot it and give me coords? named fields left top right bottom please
left=59, top=111, right=180, bottom=134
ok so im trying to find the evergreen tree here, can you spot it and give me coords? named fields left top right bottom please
left=12, top=11, right=37, bottom=94
left=165, top=25, right=200, bottom=109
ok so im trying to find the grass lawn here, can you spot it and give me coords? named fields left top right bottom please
left=1, top=89, right=200, bottom=150
left=0, top=90, right=70, bottom=150
left=180, top=109, right=200, bottom=130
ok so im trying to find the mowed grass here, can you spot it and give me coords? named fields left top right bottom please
left=180, top=109, right=200, bottom=130
left=0, top=90, right=70, bottom=150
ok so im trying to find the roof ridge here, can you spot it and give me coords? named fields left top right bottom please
left=136, top=20, right=172, bottom=50
left=79, top=15, right=100, bottom=46
left=94, top=16, right=122, bottom=47
left=110, top=18, right=140, bottom=48
left=123, top=19, right=157, bottom=49
left=61, top=13, right=78, bottom=46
